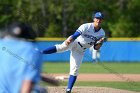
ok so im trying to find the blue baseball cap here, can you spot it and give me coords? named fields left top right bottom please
left=94, top=12, right=104, bottom=19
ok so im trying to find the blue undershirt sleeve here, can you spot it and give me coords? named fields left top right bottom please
left=71, top=31, right=81, bottom=40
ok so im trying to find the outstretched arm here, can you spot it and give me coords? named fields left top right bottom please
left=20, top=80, right=33, bottom=93
left=41, top=74, right=60, bottom=86
left=42, top=31, right=81, bottom=54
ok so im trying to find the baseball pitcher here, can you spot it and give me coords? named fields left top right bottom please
left=42, top=11, right=106, bottom=93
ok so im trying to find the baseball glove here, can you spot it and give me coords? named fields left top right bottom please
left=94, top=37, right=106, bottom=50
left=96, top=37, right=106, bottom=44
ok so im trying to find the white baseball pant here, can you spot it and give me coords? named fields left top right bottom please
left=55, top=40, right=85, bottom=76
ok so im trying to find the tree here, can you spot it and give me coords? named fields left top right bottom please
left=0, top=0, right=140, bottom=37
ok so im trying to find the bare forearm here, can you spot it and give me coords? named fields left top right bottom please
left=41, top=74, right=60, bottom=86
left=21, top=80, right=33, bottom=93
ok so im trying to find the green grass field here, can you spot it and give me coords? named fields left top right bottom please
left=41, top=62, right=140, bottom=92
left=61, top=81, right=140, bottom=92
left=42, top=62, right=140, bottom=74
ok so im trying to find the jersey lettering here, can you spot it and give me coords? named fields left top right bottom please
left=84, top=34, right=97, bottom=41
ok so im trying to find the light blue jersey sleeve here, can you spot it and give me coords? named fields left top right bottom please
left=23, top=46, right=42, bottom=83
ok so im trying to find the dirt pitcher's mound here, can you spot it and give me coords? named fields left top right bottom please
left=53, top=74, right=140, bottom=81
left=47, top=86, right=139, bottom=93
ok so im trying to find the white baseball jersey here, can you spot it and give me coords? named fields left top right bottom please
left=55, top=22, right=105, bottom=76
left=76, top=23, right=105, bottom=48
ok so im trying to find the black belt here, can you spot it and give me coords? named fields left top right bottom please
left=78, top=42, right=86, bottom=50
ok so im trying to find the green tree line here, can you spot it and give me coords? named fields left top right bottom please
left=0, top=0, right=140, bottom=37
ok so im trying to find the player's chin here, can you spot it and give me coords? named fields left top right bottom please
left=97, top=23, right=101, bottom=26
